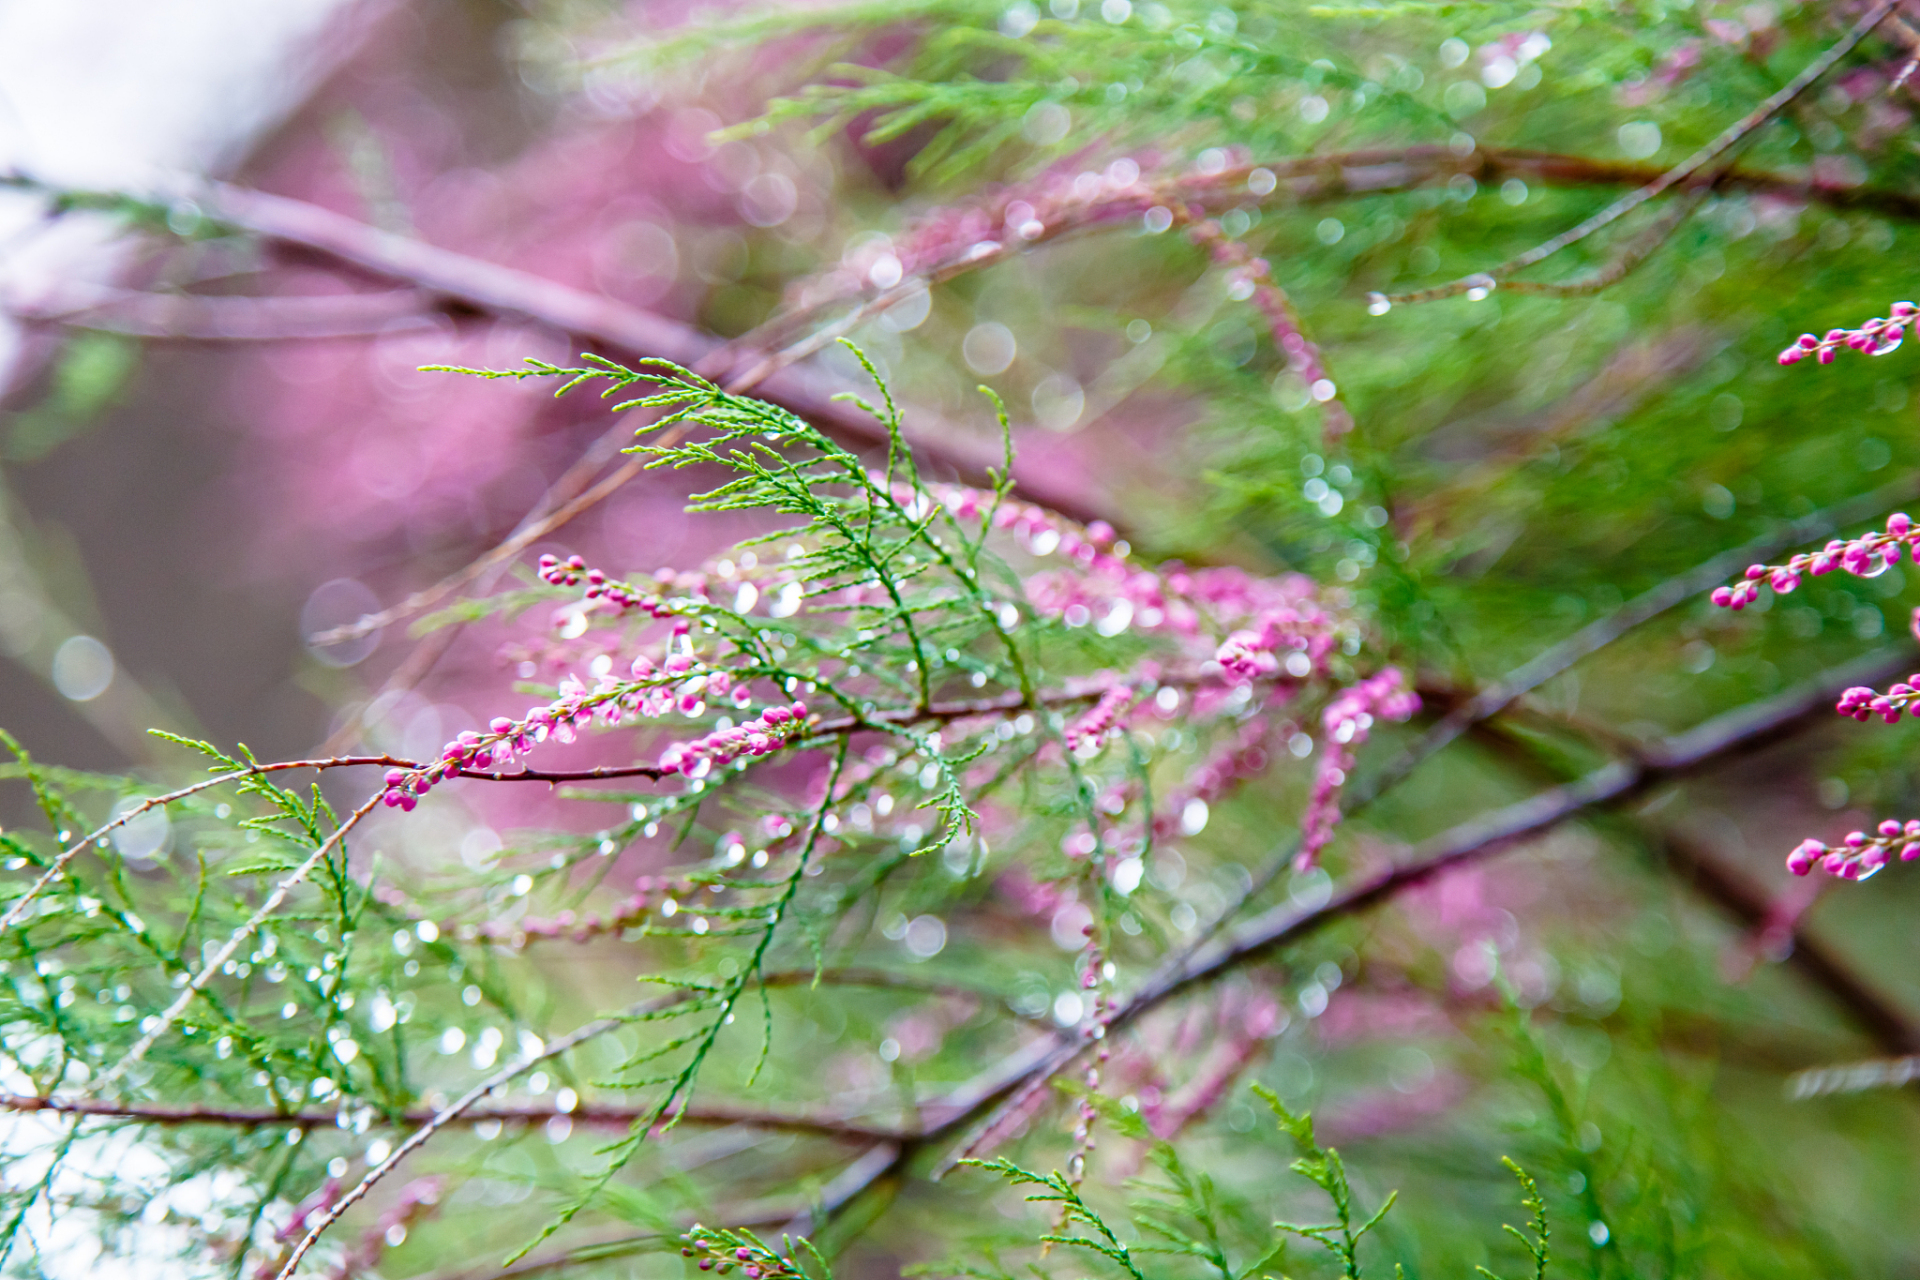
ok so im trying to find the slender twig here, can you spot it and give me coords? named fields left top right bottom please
left=1655, top=829, right=1919, bottom=1054
left=1386, top=0, right=1901, bottom=304
left=0, top=1094, right=906, bottom=1142
left=0, top=770, right=246, bottom=931
left=271, top=987, right=691, bottom=1280
left=3, top=286, right=434, bottom=340
left=1489, top=179, right=1715, bottom=298
left=1460, top=714, right=1919, bottom=1056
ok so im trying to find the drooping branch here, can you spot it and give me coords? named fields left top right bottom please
left=1385, top=0, right=1902, bottom=304
left=825, top=647, right=1920, bottom=1213
left=1460, top=715, right=1920, bottom=1057
left=2, top=285, right=436, bottom=340
left=1656, top=828, right=1920, bottom=1055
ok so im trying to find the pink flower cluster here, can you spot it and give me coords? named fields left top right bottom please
left=1215, top=610, right=1332, bottom=684
left=1299, top=669, right=1420, bottom=868
left=1836, top=676, right=1920, bottom=723
left=1189, top=218, right=1353, bottom=440
left=1777, top=300, right=1915, bottom=365
left=656, top=701, right=810, bottom=777
left=1788, top=821, right=1920, bottom=879
left=1711, top=512, right=1915, bottom=609
left=1064, top=684, right=1133, bottom=751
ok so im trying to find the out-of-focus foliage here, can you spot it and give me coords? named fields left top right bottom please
left=4, top=0, right=1920, bottom=1277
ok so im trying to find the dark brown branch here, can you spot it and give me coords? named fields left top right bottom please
left=1657, top=830, right=1920, bottom=1054
left=908, top=647, right=1920, bottom=1181
left=1377, top=468, right=1920, bottom=796
left=186, top=181, right=1105, bottom=525
left=0, top=1094, right=905, bottom=1142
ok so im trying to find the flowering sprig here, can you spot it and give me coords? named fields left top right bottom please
left=377, top=650, right=783, bottom=807
left=1777, top=300, right=1916, bottom=365
left=1788, top=821, right=1920, bottom=879
left=1712, top=504, right=1920, bottom=879
left=1835, top=677, right=1920, bottom=723
left=1188, top=218, right=1353, bottom=441
left=538, top=552, right=691, bottom=619
left=1710, top=512, right=1915, bottom=609
left=679, top=1226, right=810, bottom=1279
left=1300, top=669, right=1421, bottom=869
left=1065, top=683, right=1133, bottom=752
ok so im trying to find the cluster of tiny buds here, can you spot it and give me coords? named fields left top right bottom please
left=1788, top=821, right=1920, bottom=879
left=1777, top=301, right=1916, bottom=365
left=1711, top=512, right=1915, bottom=609
left=1065, top=684, right=1133, bottom=752
left=1299, top=669, right=1420, bottom=868
left=679, top=1232, right=802, bottom=1279
left=657, top=702, right=810, bottom=776
left=538, top=552, right=689, bottom=619
left=1188, top=218, right=1351, bottom=439
left=1836, top=676, right=1920, bottom=723
left=379, top=633, right=784, bottom=807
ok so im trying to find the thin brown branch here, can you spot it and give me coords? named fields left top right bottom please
left=1489, top=178, right=1715, bottom=298
left=1373, top=468, right=1920, bottom=809
left=1386, top=0, right=1902, bottom=304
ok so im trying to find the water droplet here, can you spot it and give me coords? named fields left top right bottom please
left=1464, top=273, right=1496, bottom=302
left=1860, top=551, right=1891, bottom=579
left=1366, top=292, right=1391, bottom=316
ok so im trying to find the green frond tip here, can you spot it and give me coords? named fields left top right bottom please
left=1255, top=1084, right=1396, bottom=1280
left=1476, top=1158, right=1550, bottom=1280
